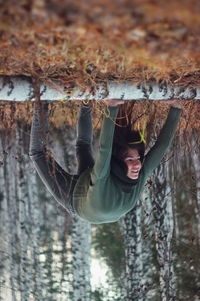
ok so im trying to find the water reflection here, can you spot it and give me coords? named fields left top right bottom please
left=0, top=102, right=199, bottom=301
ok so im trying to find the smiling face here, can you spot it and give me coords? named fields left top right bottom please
left=123, top=148, right=142, bottom=179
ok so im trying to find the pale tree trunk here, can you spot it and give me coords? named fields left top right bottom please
left=23, top=121, right=44, bottom=301
left=28, top=166, right=44, bottom=301
left=169, top=138, right=182, bottom=300
left=71, top=217, right=92, bottom=301
left=171, top=136, right=181, bottom=244
left=151, top=160, right=176, bottom=301
left=51, top=126, right=92, bottom=300
left=16, top=125, right=31, bottom=301
left=0, top=76, right=199, bottom=101
left=0, top=134, right=10, bottom=299
left=51, top=128, right=75, bottom=298
left=120, top=201, right=145, bottom=301
left=51, top=101, right=95, bottom=301
left=44, top=237, right=57, bottom=300
left=0, top=134, right=12, bottom=300
left=59, top=214, right=74, bottom=300
left=40, top=188, right=59, bottom=300
left=140, top=187, right=156, bottom=300
left=171, top=133, right=198, bottom=301
left=5, top=137, right=19, bottom=301
left=191, top=131, right=200, bottom=246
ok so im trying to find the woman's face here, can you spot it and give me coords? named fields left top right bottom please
left=123, top=148, right=142, bottom=179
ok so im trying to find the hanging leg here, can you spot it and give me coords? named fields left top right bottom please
left=29, top=101, right=75, bottom=215
left=29, top=101, right=49, bottom=156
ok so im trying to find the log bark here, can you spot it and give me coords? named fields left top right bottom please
left=16, top=125, right=32, bottom=301
left=5, top=137, right=19, bottom=301
left=120, top=200, right=146, bottom=301
left=152, top=160, right=177, bottom=301
left=0, top=76, right=199, bottom=101
left=71, top=216, right=92, bottom=301
left=191, top=132, right=200, bottom=246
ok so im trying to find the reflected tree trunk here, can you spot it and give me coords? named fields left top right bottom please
left=171, top=132, right=200, bottom=300
left=28, top=169, right=44, bottom=300
left=52, top=125, right=92, bottom=300
left=44, top=235, right=57, bottom=299
left=120, top=202, right=145, bottom=301
left=170, top=139, right=182, bottom=300
left=23, top=122, right=44, bottom=301
left=4, top=133, right=19, bottom=301
left=71, top=217, right=92, bottom=301
left=0, top=135, right=9, bottom=299
left=152, top=160, right=176, bottom=301
left=59, top=214, right=74, bottom=300
left=141, top=188, right=155, bottom=300
left=191, top=131, right=200, bottom=246
left=16, top=124, right=31, bottom=301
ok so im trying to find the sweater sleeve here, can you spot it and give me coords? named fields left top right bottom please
left=91, top=106, right=119, bottom=182
left=142, top=107, right=182, bottom=178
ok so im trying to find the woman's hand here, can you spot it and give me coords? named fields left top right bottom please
left=159, top=99, right=183, bottom=109
left=104, top=99, right=125, bottom=107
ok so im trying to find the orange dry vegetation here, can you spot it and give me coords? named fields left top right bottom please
left=0, top=0, right=199, bottom=133
left=0, top=99, right=199, bottom=134
left=0, top=0, right=200, bottom=86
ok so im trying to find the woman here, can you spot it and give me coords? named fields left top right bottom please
left=29, top=99, right=182, bottom=224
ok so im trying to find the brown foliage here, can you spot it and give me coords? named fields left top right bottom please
left=0, top=0, right=200, bottom=87
left=0, top=1, right=199, bottom=135
left=0, top=100, right=199, bottom=150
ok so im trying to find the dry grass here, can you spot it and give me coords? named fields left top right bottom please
left=0, top=0, right=199, bottom=138
left=0, top=99, right=199, bottom=160
left=0, top=99, right=199, bottom=132
left=0, top=0, right=200, bottom=88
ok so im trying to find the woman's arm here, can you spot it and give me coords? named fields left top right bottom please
left=91, top=100, right=123, bottom=182
left=142, top=103, right=182, bottom=177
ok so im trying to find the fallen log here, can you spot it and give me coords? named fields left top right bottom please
left=0, top=76, right=199, bottom=101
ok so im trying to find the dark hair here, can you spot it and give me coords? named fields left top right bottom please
left=110, top=105, right=146, bottom=188
left=112, top=128, right=145, bottom=163
left=111, top=129, right=145, bottom=188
